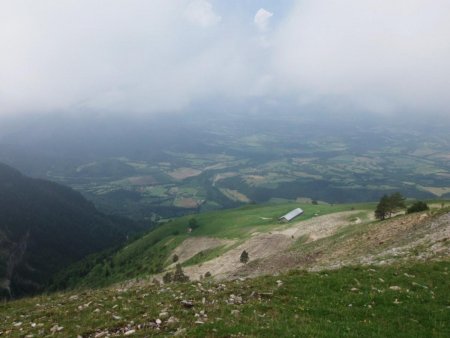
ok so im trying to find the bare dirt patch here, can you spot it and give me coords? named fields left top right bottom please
left=212, top=172, right=238, bottom=186
left=290, top=211, right=450, bottom=273
left=275, top=211, right=361, bottom=240
left=183, top=233, right=293, bottom=280
left=169, top=237, right=234, bottom=266
left=417, top=185, right=450, bottom=197
left=219, top=188, right=251, bottom=203
left=173, top=198, right=201, bottom=208
left=168, top=168, right=202, bottom=180
left=242, top=175, right=266, bottom=186
left=155, top=210, right=449, bottom=284
left=182, top=211, right=361, bottom=280
left=127, top=176, right=157, bottom=186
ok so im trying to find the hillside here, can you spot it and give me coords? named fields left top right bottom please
left=1, top=261, right=449, bottom=337
left=49, top=202, right=363, bottom=289
left=0, top=163, right=141, bottom=298
left=51, top=201, right=449, bottom=292
left=2, top=200, right=449, bottom=336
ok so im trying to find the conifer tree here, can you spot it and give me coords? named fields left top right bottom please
left=240, top=250, right=249, bottom=264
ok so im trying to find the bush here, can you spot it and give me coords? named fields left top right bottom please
left=162, top=272, right=172, bottom=284
left=188, top=218, right=199, bottom=230
left=172, top=264, right=189, bottom=282
left=407, top=201, right=429, bottom=214
left=172, top=254, right=179, bottom=263
left=240, top=250, right=249, bottom=264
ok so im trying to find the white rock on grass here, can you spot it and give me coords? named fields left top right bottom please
left=174, top=328, right=187, bottom=336
left=167, top=316, right=179, bottom=326
left=159, top=312, right=169, bottom=319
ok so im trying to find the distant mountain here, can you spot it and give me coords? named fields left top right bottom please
left=0, top=163, right=141, bottom=298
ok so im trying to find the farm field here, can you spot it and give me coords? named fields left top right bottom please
left=2, top=114, right=449, bottom=221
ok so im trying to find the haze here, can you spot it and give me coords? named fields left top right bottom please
left=1, top=0, right=450, bottom=118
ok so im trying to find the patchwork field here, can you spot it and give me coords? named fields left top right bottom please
left=36, top=117, right=450, bottom=221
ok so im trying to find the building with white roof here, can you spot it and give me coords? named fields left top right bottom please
left=279, top=208, right=304, bottom=222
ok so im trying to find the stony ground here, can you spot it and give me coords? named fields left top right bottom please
left=2, top=210, right=449, bottom=337
left=161, top=210, right=449, bottom=282
left=165, top=211, right=363, bottom=280
left=1, top=261, right=448, bottom=337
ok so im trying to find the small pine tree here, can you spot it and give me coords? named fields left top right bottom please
left=162, top=272, right=172, bottom=284
left=172, top=263, right=189, bottom=282
left=240, top=250, right=249, bottom=264
left=172, top=254, right=179, bottom=263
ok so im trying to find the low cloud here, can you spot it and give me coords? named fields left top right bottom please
left=0, top=0, right=449, bottom=118
left=274, top=0, right=450, bottom=115
left=184, top=0, right=221, bottom=28
left=254, top=8, right=273, bottom=32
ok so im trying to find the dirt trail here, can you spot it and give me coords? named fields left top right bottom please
left=182, top=211, right=361, bottom=280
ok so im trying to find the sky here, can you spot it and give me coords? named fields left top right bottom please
left=1, top=0, right=450, bottom=118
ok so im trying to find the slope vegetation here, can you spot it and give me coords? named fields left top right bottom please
left=2, top=201, right=449, bottom=336
left=52, top=200, right=449, bottom=292
left=0, top=163, right=140, bottom=298
left=1, top=261, right=449, bottom=337
left=51, top=202, right=378, bottom=289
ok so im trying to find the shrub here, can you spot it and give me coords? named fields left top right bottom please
left=172, top=254, right=179, bottom=263
left=240, top=250, right=249, bottom=264
left=172, top=264, right=189, bottom=282
left=188, top=218, right=199, bottom=230
left=407, top=201, right=429, bottom=214
left=162, top=272, right=172, bottom=284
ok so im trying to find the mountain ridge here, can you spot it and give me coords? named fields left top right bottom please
left=0, top=162, right=141, bottom=298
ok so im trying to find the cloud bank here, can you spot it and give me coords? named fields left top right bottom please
left=0, top=0, right=449, bottom=117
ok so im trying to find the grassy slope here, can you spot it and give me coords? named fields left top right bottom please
left=51, top=202, right=374, bottom=290
left=1, top=261, right=449, bottom=337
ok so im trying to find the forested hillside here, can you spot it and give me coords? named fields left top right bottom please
left=0, top=163, right=141, bottom=298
